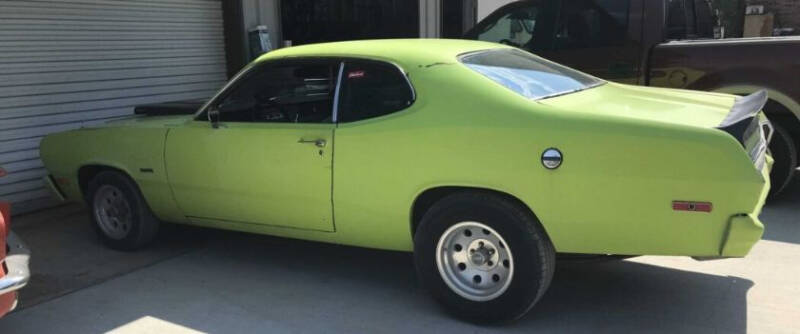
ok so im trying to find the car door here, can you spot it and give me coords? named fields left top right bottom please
left=165, top=59, right=340, bottom=232
left=536, top=0, right=643, bottom=84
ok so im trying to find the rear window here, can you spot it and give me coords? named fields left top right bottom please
left=460, top=48, right=604, bottom=100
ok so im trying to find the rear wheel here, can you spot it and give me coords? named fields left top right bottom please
left=414, top=192, right=555, bottom=324
left=87, top=171, right=159, bottom=251
left=767, top=122, right=797, bottom=198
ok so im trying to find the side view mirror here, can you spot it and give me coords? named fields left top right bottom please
left=208, top=106, right=221, bottom=128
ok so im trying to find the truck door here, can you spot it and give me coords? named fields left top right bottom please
left=537, top=0, right=644, bottom=84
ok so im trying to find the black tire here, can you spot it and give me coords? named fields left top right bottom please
left=413, top=192, right=555, bottom=324
left=768, top=122, right=797, bottom=198
left=87, top=170, right=159, bottom=251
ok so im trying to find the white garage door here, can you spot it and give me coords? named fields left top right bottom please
left=0, top=0, right=228, bottom=213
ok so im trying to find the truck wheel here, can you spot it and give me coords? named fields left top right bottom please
left=414, top=192, right=555, bottom=324
left=768, top=123, right=797, bottom=198
left=87, top=171, right=159, bottom=251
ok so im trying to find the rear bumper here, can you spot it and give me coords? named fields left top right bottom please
left=718, top=160, right=770, bottom=257
left=720, top=213, right=764, bottom=257
left=0, top=231, right=31, bottom=315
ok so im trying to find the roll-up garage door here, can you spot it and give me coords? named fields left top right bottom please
left=0, top=0, right=227, bottom=213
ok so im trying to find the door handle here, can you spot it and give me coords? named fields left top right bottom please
left=298, top=138, right=327, bottom=148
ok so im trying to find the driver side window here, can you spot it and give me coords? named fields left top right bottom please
left=475, top=5, right=541, bottom=48
left=216, top=61, right=337, bottom=123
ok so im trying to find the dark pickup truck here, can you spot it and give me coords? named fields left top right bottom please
left=466, top=0, right=800, bottom=196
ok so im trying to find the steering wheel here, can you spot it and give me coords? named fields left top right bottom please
left=253, top=95, right=286, bottom=122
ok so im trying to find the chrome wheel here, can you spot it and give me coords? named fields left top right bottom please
left=93, top=184, right=132, bottom=240
left=436, top=221, right=514, bottom=302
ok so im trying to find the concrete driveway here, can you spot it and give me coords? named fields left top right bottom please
left=1, top=182, right=798, bottom=333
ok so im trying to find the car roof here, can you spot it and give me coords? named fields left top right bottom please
left=255, top=39, right=507, bottom=68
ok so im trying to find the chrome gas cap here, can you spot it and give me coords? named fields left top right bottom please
left=541, top=148, right=563, bottom=169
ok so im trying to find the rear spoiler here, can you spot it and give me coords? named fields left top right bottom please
left=716, top=90, right=771, bottom=146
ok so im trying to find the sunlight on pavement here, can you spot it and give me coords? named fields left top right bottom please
left=106, top=316, right=206, bottom=334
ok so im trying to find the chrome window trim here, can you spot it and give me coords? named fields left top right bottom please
left=332, top=62, right=345, bottom=123
left=195, top=57, right=416, bottom=124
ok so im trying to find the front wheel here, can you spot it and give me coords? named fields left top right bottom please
left=87, top=171, right=160, bottom=251
left=414, top=192, right=555, bottom=324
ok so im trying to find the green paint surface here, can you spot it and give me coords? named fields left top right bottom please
left=40, top=40, right=767, bottom=256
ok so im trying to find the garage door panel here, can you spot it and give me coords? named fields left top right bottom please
left=0, top=89, right=218, bottom=122
left=0, top=150, right=40, bottom=166
left=1, top=108, right=138, bottom=131
left=0, top=81, right=223, bottom=111
left=0, top=30, right=223, bottom=41
left=1, top=188, right=52, bottom=205
left=0, top=137, right=43, bottom=155
left=0, top=5, right=222, bottom=21
left=3, top=0, right=220, bottom=11
left=1, top=65, right=223, bottom=88
left=3, top=159, right=45, bottom=174
left=0, top=168, right=47, bottom=187
left=0, top=0, right=226, bottom=210
left=0, top=73, right=225, bottom=99
left=0, top=39, right=223, bottom=50
left=0, top=48, right=224, bottom=64
left=0, top=56, right=226, bottom=75
left=0, top=40, right=224, bottom=53
left=0, top=20, right=222, bottom=32
left=0, top=13, right=222, bottom=24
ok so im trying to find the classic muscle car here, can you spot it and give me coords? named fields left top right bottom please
left=39, top=39, right=770, bottom=323
left=0, top=168, right=31, bottom=318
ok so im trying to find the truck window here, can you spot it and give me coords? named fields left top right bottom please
left=470, top=4, right=542, bottom=49
left=666, top=0, right=688, bottom=39
left=553, top=0, right=629, bottom=50
left=667, top=0, right=715, bottom=40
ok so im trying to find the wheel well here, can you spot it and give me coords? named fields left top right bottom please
left=763, top=99, right=800, bottom=160
left=77, top=165, right=126, bottom=200
left=410, top=186, right=537, bottom=238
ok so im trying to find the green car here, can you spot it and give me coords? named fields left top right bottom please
left=40, top=39, right=770, bottom=323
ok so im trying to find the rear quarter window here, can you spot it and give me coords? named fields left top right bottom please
left=337, top=60, right=414, bottom=122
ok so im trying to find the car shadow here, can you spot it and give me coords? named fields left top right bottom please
left=761, top=173, right=800, bottom=245
left=4, top=213, right=751, bottom=333
left=101, top=228, right=751, bottom=333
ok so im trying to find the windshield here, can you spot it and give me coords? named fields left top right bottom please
left=460, top=48, right=604, bottom=100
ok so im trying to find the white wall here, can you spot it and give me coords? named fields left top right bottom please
left=478, top=0, right=516, bottom=20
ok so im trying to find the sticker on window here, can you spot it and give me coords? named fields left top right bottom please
left=348, top=70, right=365, bottom=79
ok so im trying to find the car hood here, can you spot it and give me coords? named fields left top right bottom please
left=538, top=82, right=736, bottom=129
left=97, top=115, right=194, bottom=129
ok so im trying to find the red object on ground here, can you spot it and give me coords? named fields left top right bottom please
left=0, top=202, right=16, bottom=318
